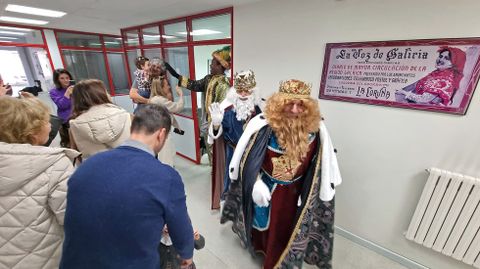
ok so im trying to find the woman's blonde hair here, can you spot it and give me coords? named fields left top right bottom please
left=150, top=77, right=173, bottom=101
left=150, top=77, right=164, bottom=98
left=0, top=96, right=50, bottom=144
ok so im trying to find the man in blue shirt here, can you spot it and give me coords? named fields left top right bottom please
left=60, top=104, right=194, bottom=269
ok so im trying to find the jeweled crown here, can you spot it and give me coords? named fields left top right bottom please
left=278, top=79, right=311, bottom=97
left=234, top=70, right=256, bottom=92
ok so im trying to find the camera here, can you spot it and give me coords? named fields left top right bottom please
left=69, top=80, right=76, bottom=87
left=173, top=128, right=184, bottom=135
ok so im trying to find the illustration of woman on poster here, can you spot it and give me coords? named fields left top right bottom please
left=395, top=46, right=466, bottom=106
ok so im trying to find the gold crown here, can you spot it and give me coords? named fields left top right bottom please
left=234, top=70, right=256, bottom=92
left=278, top=79, right=311, bottom=98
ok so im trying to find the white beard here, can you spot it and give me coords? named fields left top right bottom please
left=233, top=94, right=255, bottom=121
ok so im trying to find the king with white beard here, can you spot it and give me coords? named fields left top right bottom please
left=208, top=70, right=262, bottom=208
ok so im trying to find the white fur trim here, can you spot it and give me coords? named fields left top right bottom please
left=319, top=121, right=342, bottom=201
left=229, top=113, right=268, bottom=180
left=207, top=123, right=223, bottom=145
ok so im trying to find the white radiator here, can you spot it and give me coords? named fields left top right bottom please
left=406, top=168, right=480, bottom=268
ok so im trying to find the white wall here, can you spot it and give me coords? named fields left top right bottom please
left=234, top=0, right=480, bottom=269
left=172, top=115, right=197, bottom=161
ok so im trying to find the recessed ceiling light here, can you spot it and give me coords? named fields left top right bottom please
left=0, top=36, right=18, bottom=40
left=178, top=29, right=222, bottom=36
left=162, top=35, right=175, bottom=39
left=5, top=4, right=66, bottom=18
left=0, top=40, right=13, bottom=43
left=0, top=26, right=33, bottom=32
left=0, top=16, right=48, bottom=25
left=0, top=30, right=26, bottom=35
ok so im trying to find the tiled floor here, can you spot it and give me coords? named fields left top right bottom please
left=175, top=156, right=409, bottom=269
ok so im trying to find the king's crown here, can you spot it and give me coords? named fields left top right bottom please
left=279, top=79, right=311, bottom=97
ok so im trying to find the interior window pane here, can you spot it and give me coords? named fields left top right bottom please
left=125, top=30, right=139, bottom=47
left=163, top=21, right=187, bottom=43
left=143, top=48, right=162, bottom=60
left=103, top=36, right=123, bottom=49
left=57, top=32, right=102, bottom=48
left=165, top=47, right=190, bottom=116
left=191, top=14, right=231, bottom=41
left=142, top=26, right=160, bottom=45
left=107, top=53, right=129, bottom=95
left=62, top=50, right=109, bottom=90
left=0, top=26, right=43, bottom=44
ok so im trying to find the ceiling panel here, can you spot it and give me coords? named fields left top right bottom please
left=0, top=0, right=262, bottom=34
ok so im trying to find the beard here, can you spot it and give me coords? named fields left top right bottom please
left=233, top=94, right=256, bottom=121
left=271, top=114, right=314, bottom=161
left=265, top=95, right=321, bottom=162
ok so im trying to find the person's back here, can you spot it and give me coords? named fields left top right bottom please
left=0, top=96, right=79, bottom=269
left=69, top=103, right=131, bottom=159
left=60, top=104, right=194, bottom=269
left=0, top=143, right=77, bottom=269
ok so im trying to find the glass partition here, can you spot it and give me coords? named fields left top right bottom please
left=119, top=8, right=233, bottom=163
left=57, top=32, right=102, bottom=48
left=191, top=14, right=231, bottom=41
left=124, top=30, right=139, bottom=46
left=163, top=21, right=187, bottom=43
left=62, top=50, right=109, bottom=88
left=143, top=48, right=162, bottom=60
left=142, top=26, right=160, bottom=45
left=107, top=52, right=129, bottom=95
left=0, top=26, right=43, bottom=44
left=103, top=36, right=123, bottom=49
left=165, top=47, right=190, bottom=116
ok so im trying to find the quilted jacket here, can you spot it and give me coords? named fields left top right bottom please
left=69, top=103, right=131, bottom=160
left=0, top=142, right=78, bottom=269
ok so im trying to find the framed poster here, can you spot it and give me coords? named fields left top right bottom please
left=319, top=38, right=480, bottom=114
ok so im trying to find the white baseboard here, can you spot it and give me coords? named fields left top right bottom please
left=334, top=226, right=430, bottom=269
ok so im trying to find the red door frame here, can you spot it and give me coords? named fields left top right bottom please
left=0, top=7, right=233, bottom=165
left=120, top=7, right=233, bottom=164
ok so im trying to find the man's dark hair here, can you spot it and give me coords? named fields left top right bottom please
left=131, top=104, right=172, bottom=135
